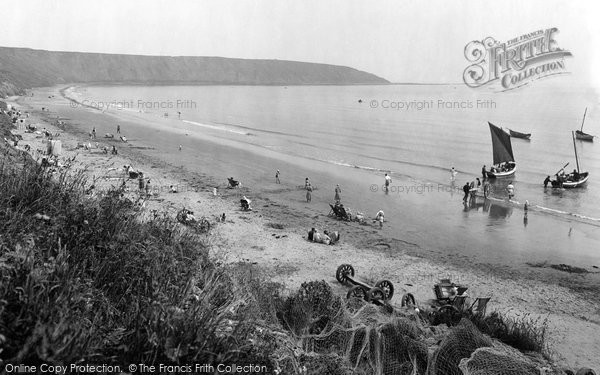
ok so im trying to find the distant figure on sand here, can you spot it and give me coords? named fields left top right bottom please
left=179, top=144, right=182, bottom=151
left=275, top=169, right=280, bottom=184
left=117, top=124, right=121, bottom=134
left=92, top=127, right=96, bottom=139
left=481, top=165, right=487, bottom=179
left=451, top=167, right=458, bottom=182
left=384, top=173, right=392, bottom=191
left=374, top=210, right=385, bottom=228
left=306, top=182, right=312, bottom=202
left=506, top=181, right=514, bottom=200
left=138, top=176, right=145, bottom=191
left=145, top=179, right=151, bottom=196
left=305, top=177, right=310, bottom=189
left=334, top=184, right=341, bottom=203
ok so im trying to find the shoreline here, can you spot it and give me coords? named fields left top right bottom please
left=9, top=86, right=600, bottom=370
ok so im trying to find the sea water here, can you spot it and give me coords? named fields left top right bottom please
left=66, top=80, right=600, bottom=267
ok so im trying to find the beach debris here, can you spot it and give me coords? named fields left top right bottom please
left=227, top=177, right=241, bottom=188
left=336, top=263, right=394, bottom=308
left=550, top=264, right=588, bottom=274
left=104, top=133, right=114, bottom=138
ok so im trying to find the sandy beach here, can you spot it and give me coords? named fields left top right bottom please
left=8, top=85, right=600, bottom=371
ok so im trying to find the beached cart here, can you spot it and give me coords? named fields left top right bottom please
left=335, top=264, right=394, bottom=303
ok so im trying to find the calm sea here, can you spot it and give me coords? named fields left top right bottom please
left=68, top=81, right=600, bottom=267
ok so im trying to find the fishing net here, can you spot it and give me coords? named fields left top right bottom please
left=427, top=319, right=493, bottom=375
left=458, top=346, right=540, bottom=375
left=302, top=302, right=428, bottom=374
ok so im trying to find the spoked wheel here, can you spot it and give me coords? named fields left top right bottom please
left=576, top=368, right=597, bottom=375
left=336, top=264, right=355, bottom=284
left=346, top=285, right=367, bottom=300
left=374, top=280, right=394, bottom=300
left=438, top=305, right=462, bottom=327
left=366, top=287, right=385, bottom=302
left=199, top=218, right=211, bottom=233
left=400, top=293, right=416, bottom=307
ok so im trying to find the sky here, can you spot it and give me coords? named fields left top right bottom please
left=1, top=0, right=599, bottom=87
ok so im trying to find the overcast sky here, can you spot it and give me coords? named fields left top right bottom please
left=1, top=0, right=599, bottom=87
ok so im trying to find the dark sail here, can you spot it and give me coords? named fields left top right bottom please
left=488, top=122, right=514, bottom=165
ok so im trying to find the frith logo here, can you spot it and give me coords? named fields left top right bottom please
left=463, top=28, right=572, bottom=91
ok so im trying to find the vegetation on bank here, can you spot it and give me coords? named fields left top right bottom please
left=0, top=109, right=577, bottom=374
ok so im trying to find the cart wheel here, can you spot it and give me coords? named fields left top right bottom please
left=199, top=218, right=211, bottom=233
left=374, top=280, right=394, bottom=300
left=427, top=310, right=439, bottom=324
left=336, top=264, right=354, bottom=284
left=438, top=305, right=462, bottom=327
left=401, top=293, right=416, bottom=307
left=346, top=285, right=367, bottom=300
left=367, top=287, right=385, bottom=302
left=576, top=368, right=596, bottom=375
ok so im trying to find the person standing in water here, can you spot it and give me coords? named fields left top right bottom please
left=384, top=173, right=392, bottom=192
left=275, top=170, right=280, bottom=184
left=334, top=184, right=341, bottom=203
left=450, top=167, right=458, bottom=182
left=462, top=182, right=470, bottom=201
left=506, top=181, right=515, bottom=200
left=306, top=181, right=312, bottom=202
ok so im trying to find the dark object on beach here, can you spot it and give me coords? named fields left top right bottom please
left=129, top=170, right=143, bottom=179
left=507, top=128, right=531, bottom=140
left=575, top=108, right=594, bottom=141
left=550, top=263, right=588, bottom=274
left=227, top=177, right=240, bottom=188
left=329, top=203, right=350, bottom=221
left=240, top=197, right=252, bottom=211
left=336, top=264, right=394, bottom=308
left=420, top=279, right=491, bottom=327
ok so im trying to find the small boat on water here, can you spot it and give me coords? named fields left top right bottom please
left=484, top=122, right=516, bottom=178
left=507, top=128, right=531, bottom=140
left=574, top=108, right=594, bottom=141
left=546, top=131, right=589, bottom=188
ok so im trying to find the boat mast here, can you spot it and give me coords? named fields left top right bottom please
left=572, top=131, right=580, bottom=173
left=580, top=108, right=587, bottom=132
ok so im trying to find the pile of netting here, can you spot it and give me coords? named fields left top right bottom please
left=267, top=281, right=566, bottom=375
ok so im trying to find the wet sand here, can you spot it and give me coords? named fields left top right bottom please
left=10, top=86, right=600, bottom=370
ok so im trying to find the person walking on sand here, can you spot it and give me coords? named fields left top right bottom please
left=481, top=165, right=487, bottom=179
left=179, top=144, right=182, bottom=151
left=306, top=182, right=313, bottom=203
left=275, top=169, right=280, bottom=184
left=305, top=177, right=310, bottom=189
left=384, top=173, right=392, bottom=192
left=117, top=124, right=121, bottom=134
left=374, top=210, right=385, bottom=228
left=138, top=176, right=145, bottom=192
left=506, top=181, right=515, bottom=200
left=334, top=184, right=341, bottom=203
left=145, top=179, right=151, bottom=197
left=92, top=127, right=96, bottom=139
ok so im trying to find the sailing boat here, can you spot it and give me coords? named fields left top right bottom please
left=575, top=108, right=594, bottom=141
left=485, top=122, right=516, bottom=178
left=549, top=131, right=589, bottom=188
